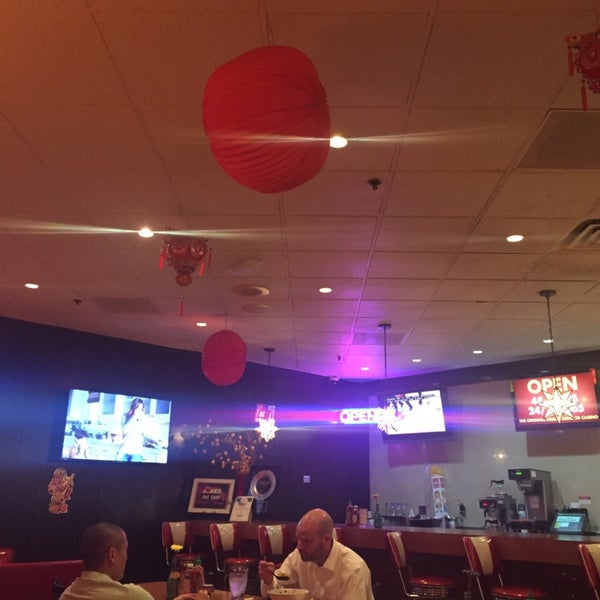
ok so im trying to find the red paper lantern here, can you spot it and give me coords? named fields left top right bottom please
left=202, top=45, right=331, bottom=193
left=201, top=330, right=247, bottom=386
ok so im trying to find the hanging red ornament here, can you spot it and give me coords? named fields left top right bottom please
left=565, top=31, right=600, bottom=111
left=202, top=45, right=331, bottom=194
left=201, top=330, right=247, bottom=386
left=159, top=236, right=210, bottom=287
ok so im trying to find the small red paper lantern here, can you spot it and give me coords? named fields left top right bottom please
left=201, top=330, right=247, bottom=386
left=566, top=30, right=600, bottom=110
left=203, top=45, right=331, bottom=193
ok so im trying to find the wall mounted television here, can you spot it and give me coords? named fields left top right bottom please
left=60, top=388, right=172, bottom=463
left=378, top=388, right=450, bottom=442
left=511, top=369, right=600, bottom=432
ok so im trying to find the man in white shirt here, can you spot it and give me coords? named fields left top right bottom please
left=60, top=522, right=196, bottom=600
left=258, top=508, right=374, bottom=600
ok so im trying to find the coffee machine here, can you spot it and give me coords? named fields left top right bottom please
left=507, top=468, right=554, bottom=531
left=479, top=479, right=516, bottom=528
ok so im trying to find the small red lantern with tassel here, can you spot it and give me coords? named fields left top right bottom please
left=159, top=235, right=210, bottom=287
left=566, top=30, right=600, bottom=111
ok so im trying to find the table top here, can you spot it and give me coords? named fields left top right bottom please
left=139, top=582, right=257, bottom=600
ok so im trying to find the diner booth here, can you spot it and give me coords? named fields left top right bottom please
left=2, top=316, right=600, bottom=599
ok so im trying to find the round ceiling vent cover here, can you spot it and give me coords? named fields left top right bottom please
left=231, top=284, right=270, bottom=297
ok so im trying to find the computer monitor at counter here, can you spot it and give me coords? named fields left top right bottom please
left=549, top=510, right=590, bottom=535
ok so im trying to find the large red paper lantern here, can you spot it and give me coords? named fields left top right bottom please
left=202, top=45, right=331, bottom=193
left=201, top=330, right=247, bottom=386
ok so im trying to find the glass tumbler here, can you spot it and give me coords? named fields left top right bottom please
left=227, top=564, right=248, bottom=600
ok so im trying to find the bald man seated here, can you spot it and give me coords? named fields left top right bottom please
left=59, top=522, right=197, bottom=600
left=258, top=508, right=374, bottom=600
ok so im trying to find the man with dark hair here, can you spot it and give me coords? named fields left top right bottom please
left=60, top=522, right=196, bottom=600
left=258, top=508, right=374, bottom=600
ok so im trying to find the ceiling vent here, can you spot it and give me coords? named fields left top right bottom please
left=91, top=297, right=160, bottom=314
left=563, top=219, right=600, bottom=250
left=518, top=110, right=600, bottom=169
left=242, top=304, right=272, bottom=314
left=231, top=284, right=270, bottom=297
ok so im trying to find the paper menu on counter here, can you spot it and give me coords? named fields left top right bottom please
left=230, top=495, right=254, bottom=521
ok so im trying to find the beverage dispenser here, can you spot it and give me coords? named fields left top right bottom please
left=507, top=468, right=554, bottom=531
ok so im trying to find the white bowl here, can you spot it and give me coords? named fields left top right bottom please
left=268, top=588, right=310, bottom=600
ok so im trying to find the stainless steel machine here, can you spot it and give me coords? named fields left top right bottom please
left=507, top=468, right=554, bottom=532
left=479, top=479, right=516, bottom=529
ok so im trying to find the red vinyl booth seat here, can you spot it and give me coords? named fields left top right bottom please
left=0, top=559, right=83, bottom=600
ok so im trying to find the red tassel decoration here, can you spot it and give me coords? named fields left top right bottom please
left=198, top=261, right=205, bottom=276
left=159, top=249, right=165, bottom=270
left=582, top=81, right=588, bottom=111
left=179, top=296, right=184, bottom=316
left=568, top=46, right=575, bottom=77
left=207, top=248, right=213, bottom=267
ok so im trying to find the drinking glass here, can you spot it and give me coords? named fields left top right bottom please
left=227, top=564, right=248, bottom=600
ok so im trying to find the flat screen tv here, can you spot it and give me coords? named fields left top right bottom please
left=378, top=388, right=449, bottom=441
left=512, top=369, right=600, bottom=432
left=60, top=388, right=172, bottom=463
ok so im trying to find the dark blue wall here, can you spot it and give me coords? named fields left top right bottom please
left=0, top=317, right=370, bottom=582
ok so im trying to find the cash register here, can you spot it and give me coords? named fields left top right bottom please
left=549, top=508, right=590, bottom=535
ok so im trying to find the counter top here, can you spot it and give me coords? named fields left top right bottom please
left=187, top=520, right=600, bottom=566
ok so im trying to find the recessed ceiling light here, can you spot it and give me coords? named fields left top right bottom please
left=473, top=349, right=483, bottom=354
left=360, top=366, right=369, bottom=371
left=412, top=358, right=422, bottom=363
left=506, top=234, right=524, bottom=243
left=195, top=322, right=207, bottom=327
left=543, top=338, right=553, bottom=344
left=330, top=135, right=348, bottom=149
left=138, top=227, right=154, bottom=238
left=319, top=287, right=333, bottom=294
left=25, top=282, right=39, bottom=289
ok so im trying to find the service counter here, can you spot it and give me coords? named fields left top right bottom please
left=187, top=521, right=596, bottom=600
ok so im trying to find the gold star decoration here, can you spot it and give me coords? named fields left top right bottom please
left=536, top=386, right=580, bottom=423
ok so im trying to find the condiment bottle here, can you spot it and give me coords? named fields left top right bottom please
left=345, top=499, right=354, bottom=526
left=352, top=504, right=359, bottom=526
left=190, top=557, right=205, bottom=593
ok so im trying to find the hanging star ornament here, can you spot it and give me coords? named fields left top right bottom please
left=535, top=386, right=580, bottom=423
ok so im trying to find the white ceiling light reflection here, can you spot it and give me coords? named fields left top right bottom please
left=506, top=234, right=524, bottom=243
left=330, top=135, right=348, bottom=148
left=138, top=227, right=154, bottom=238
left=25, top=282, right=39, bottom=289
left=319, top=287, right=333, bottom=294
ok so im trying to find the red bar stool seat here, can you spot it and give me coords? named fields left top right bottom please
left=578, top=543, right=600, bottom=600
left=0, top=548, right=15, bottom=563
left=209, top=523, right=259, bottom=572
left=387, top=531, right=458, bottom=598
left=463, top=536, right=547, bottom=599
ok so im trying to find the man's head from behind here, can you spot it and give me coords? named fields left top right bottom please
left=296, top=508, right=334, bottom=566
left=81, top=522, right=128, bottom=580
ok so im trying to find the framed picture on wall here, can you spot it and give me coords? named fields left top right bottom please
left=187, top=477, right=236, bottom=514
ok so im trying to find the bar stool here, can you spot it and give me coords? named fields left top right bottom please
left=210, top=523, right=259, bottom=594
left=161, top=521, right=194, bottom=565
left=387, top=531, right=458, bottom=598
left=578, top=543, right=600, bottom=600
left=462, top=535, right=547, bottom=599
left=257, top=524, right=294, bottom=563
left=0, top=548, right=15, bottom=563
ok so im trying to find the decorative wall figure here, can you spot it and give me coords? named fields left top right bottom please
left=48, top=468, right=75, bottom=514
